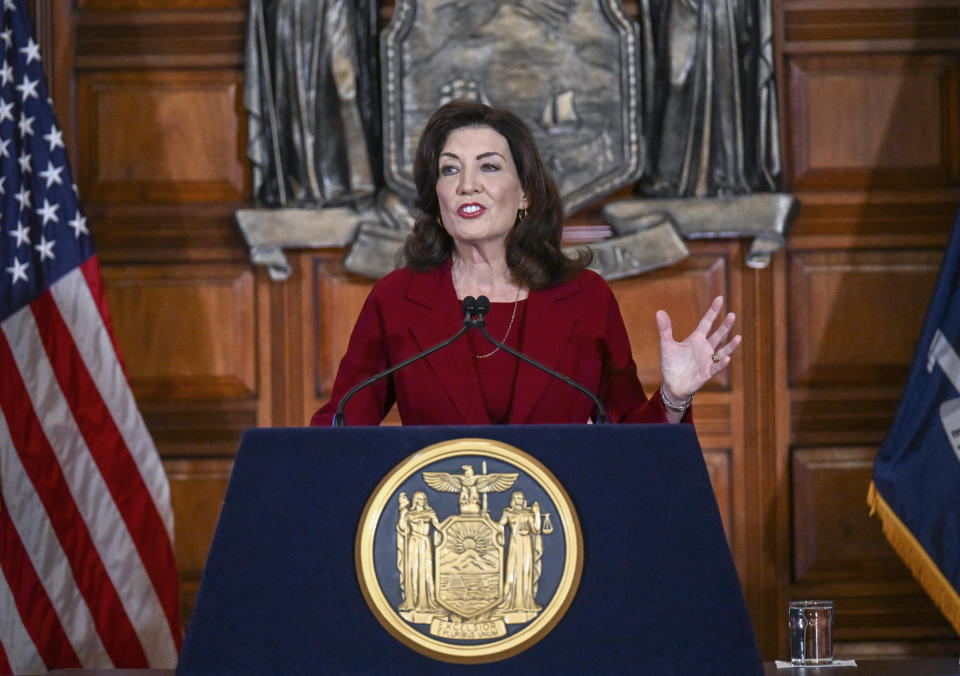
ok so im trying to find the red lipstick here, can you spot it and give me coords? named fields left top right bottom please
left=457, top=203, right=485, bottom=218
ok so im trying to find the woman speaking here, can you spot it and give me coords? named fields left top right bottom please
left=311, top=101, right=740, bottom=426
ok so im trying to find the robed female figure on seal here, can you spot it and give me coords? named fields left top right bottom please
left=397, top=491, right=443, bottom=615
left=497, top=491, right=543, bottom=621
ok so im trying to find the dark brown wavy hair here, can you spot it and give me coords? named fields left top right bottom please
left=401, top=100, right=590, bottom=289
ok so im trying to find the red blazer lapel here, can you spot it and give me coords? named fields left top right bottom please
left=509, top=277, right=580, bottom=424
left=407, top=261, right=489, bottom=424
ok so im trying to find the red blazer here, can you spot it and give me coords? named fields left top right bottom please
left=310, top=260, right=680, bottom=426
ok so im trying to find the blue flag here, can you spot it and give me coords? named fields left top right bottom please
left=869, top=209, right=960, bottom=634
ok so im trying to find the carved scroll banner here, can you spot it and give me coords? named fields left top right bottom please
left=581, top=214, right=689, bottom=281
left=603, top=194, right=799, bottom=270
left=236, top=207, right=375, bottom=281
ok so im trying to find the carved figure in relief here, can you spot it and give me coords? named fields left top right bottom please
left=396, top=491, right=443, bottom=617
left=497, top=491, right=544, bottom=622
left=244, top=0, right=379, bottom=207
left=640, top=0, right=781, bottom=197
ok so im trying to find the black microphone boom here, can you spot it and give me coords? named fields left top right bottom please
left=331, top=297, right=479, bottom=426
left=472, top=295, right=610, bottom=424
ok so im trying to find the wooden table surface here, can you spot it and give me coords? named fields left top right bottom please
left=764, top=657, right=959, bottom=675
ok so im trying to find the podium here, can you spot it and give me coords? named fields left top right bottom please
left=177, top=425, right=762, bottom=674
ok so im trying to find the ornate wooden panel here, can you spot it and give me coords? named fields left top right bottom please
left=777, top=0, right=960, bottom=658
left=76, top=70, right=246, bottom=203
left=787, top=249, right=942, bottom=388
left=787, top=54, right=960, bottom=191
left=165, top=458, right=234, bottom=628
left=792, top=447, right=905, bottom=583
left=101, top=264, right=256, bottom=399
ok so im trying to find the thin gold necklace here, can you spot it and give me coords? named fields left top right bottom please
left=473, top=289, right=520, bottom=359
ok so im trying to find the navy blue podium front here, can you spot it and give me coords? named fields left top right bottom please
left=177, top=424, right=762, bottom=674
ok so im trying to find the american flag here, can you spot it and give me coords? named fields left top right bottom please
left=0, top=1, right=181, bottom=672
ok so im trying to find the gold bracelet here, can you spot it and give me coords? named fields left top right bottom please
left=660, top=386, right=693, bottom=413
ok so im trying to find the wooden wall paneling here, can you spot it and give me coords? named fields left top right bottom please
left=164, top=457, right=234, bottom=630
left=790, top=446, right=957, bottom=655
left=787, top=248, right=942, bottom=446
left=74, top=9, right=245, bottom=68
left=782, top=3, right=960, bottom=43
left=724, top=246, right=787, bottom=658
left=79, top=0, right=241, bottom=12
left=310, top=255, right=378, bottom=421
left=832, top=596, right=960, bottom=653
left=101, top=263, right=256, bottom=399
left=702, top=447, right=733, bottom=546
left=88, top=203, right=252, bottom=265
left=787, top=249, right=942, bottom=388
left=138, top=398, right=257, bottom=458
left=102, top=258, right=255, bottom=618
left=254, top=265, right=275, bottom=427
left=787, top=197, right=958, bottom=246
left=792, top=447, right=908, bottom=584
left=100, top=263, right=258, bottom=459
left=256, top=257, right=304, bottom=427
left=75, top=69, right=246, bottom=203
left=610, top=249, right=730, bottom=392
left=63, top=0, right=257, bottom=630
left=766, top=249, right=794, bottom=659
left=787, top=54, right=960, bottom=192
left=779, top=1, right=960, bottom=656
left=63, top=8, right=251, bottom=262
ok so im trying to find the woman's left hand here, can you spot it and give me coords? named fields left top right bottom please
left=656, top=295, right=741, bottom=403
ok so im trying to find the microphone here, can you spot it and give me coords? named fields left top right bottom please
left=331, top=297, right=479, bottom=426
left=470, top=295, right=610, bottom=424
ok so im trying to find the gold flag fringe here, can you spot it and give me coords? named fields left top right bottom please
left=867, top=481, right=960, bottom=635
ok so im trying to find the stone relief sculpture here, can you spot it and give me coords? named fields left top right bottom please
left=380, top=0, right=642, bottom=214
left=605, top=0, right=795, bottom=271
left=640, top=0, right=780, bottom=198
left=244, top=0, right=380, bottom=207
left=238, top=0, right=795, bottom=281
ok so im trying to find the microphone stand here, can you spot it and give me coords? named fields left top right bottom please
left=470, top=296, right=610, bottom=424
left=331, top=297, right=481, bottom=427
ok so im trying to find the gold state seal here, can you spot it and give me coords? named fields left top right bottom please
left=355, top=438, right=583, bottom=663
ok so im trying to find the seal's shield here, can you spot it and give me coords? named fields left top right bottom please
left=435, top=514, right=503, bottom=618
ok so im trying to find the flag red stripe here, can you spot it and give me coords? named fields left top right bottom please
left=79, top=257, right=126, bottom=373
left=0, top=636, right=12, bottom=676
left=31, top=291, right=182, bottom=644
left=0, top=497, right=81, bottom=671
left=0, top=332, right=148, bottom=667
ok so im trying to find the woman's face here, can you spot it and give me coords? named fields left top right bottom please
left=436, top=126, right=529, bottom=249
